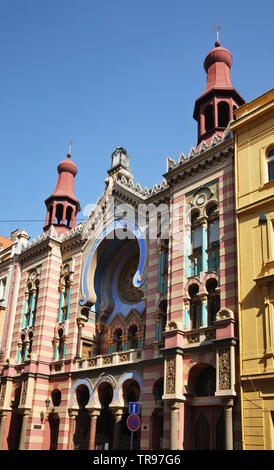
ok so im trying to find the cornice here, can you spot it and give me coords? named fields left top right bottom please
left=164, top=137, right=234, bottom=185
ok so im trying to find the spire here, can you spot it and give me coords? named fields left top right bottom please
left=193, top=37, right=245, bottom=147
left=43, top=145, right=81, bottom=236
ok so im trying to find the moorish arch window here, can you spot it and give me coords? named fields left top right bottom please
left=22, top=269, right=40, bottom=328
left=113, top=328, right=123, bottom=352
left=196, top=366, right=216, bottom=397
left=55, top=204, right=64, bottom=225
left=58, top=262, right=74, bottom=323
left=218, top=101, right=230, bottom=128
left=206, top=278, right=220, bottom=325
left=190, top=211, right=203, bottom=276
left=128, top=324, right=138, bottom=349
left=206, top=203, right=220, bottom=272
left=57, top=329, right=65, bottom=361
left=204, top=104, right=214, bottom=132
left=187, top=187, right=220, bottom=277
left=189, top=284, right=202, bottom=330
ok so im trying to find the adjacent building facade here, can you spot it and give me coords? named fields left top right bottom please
left=231, top=88, right=274, bottom=449
left=0, top=40, right=248, bottom=450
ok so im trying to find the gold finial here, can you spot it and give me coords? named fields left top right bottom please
left=214, top=24, right=222, bottom=43
left=67, top=140, right=72, bottom=158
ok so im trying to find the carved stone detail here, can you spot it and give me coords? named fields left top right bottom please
left=219, top=348, right=231, bottom=390
left=119, top=353, right=130, bottom=362
left=165, top=356, right=176, bottom=394
left=216, top=308, right=234, bottom=321
left=186, top=333, right=200, bottom=344
left=103, top=355, right=112, bottom=365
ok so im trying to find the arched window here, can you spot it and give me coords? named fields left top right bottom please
left=66, top=206, right=73, bottom=227
left=204, top=105, right=214, bottom=132
left=58, top=329, right=65, bottom=361
left=207, top=204, right=220, bottom=272
left=113, top=328, right=123, bottom=352
left=196, top=366, right=216, bottom=396
left=206, top=279, right=220, bottom=325
left=61, top=277, right=70, bottom=322
left=128, top=325, right=138, bottom=349
left=55, top=204, right=64, bottom=224
left=158, top=299, right=167, bottom=341
left=20, top=334, right=26, bottom=363
left=191, top=213, right=202, bottom=275
left=48, top=205, right=53, bottom=225
left=51, top=389, right=62, bottom=407
left=267, top=148, right=274, bottom=182
left=218, top=101, right=230, bottom=128
left=189, top=284, right=202, bottom=330
left=28, top=332, right=33, bottom=356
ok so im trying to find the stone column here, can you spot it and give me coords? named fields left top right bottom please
left=112, top=408, right=124, bottom=450
left=122, top=335, right=128, bottom=351
left=223, top=399, right=234, bottom=450
left=184, top=300, right=190, bottom=330
left=0, top=410, right=9, bottom=449
left=67, top=409, right=78, bottom=450
left=18, top=409, right=30, bottom=450
left=169, top=401, right=180, bottom=450
left=88, top=409, right=100, bottom=450
left=200, top=294, right=208, bottom=327
left=75, top=316, right=87, bottom=360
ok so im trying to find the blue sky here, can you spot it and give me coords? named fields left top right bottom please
left=0, top=0, right=273, bottom=240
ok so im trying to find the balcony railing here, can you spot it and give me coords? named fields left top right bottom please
left=73, top=348, right=144, bottom=371
left=184, top=326, right=216, bottom=345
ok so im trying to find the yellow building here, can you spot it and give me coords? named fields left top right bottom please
left=231, top=88, right=274, bottom=449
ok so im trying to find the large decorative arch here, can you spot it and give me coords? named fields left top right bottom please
left=90, top=373, right=117, bottom=408
left=113, top=371, right=143, bottom=407
left=69, top=378, right=93, bottom=408
left=80, top=218, right=147, bottom=307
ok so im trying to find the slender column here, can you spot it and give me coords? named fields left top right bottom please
left=17, top=343, right=22, bottom=363
left=0, top=411, right=8, bottom=449
left=169, top=401, right=180, bottom=450
left=154, top=313, right=161, bottom=341
left=75, top=317, right=87, bottom=360
left=66, top=284, right=72, bottom=320
left=137, top=332, right=144, bottom=349
left=57, top=290, right=64, bottom=323
left=28, top=291, right=36, bottom=326
left=112, top=408, right=123, bottom=450
left=184, top=300, right=190, bottom=330
left=53, top=338, right=59, bottom=361
left=107, top=340, right=114, bottom=354
left=24, top=341, right=30, bottom=361
left=201, top=221, right=207, bottom=272
left=200, top=295, right=208, bottom=327
left=67, top=409, right=78, bottom=450
left=63, top=336, right=68, bottom=359
left=62, top=203, right=67, bottom=225
left=122, top=335, right=128, bottom=351
left=21, top=295, right=28, bottom=328
left=185, top=228, right=191, bottom=277
left=18, top=409, right=30, bottom=450
left=223, top=399, right=234, bottom=450
left=88, top=409, right=100, bottom=450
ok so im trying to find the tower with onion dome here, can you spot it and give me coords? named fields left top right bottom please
left=193, top=39, right=245, bottom=147
left=43, top=145, right=81, bottom=236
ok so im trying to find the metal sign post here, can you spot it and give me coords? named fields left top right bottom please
left=127, top=414, right=141, bottom=451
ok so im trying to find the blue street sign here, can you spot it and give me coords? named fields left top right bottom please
left=129, top=401, right=139, bottom=414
